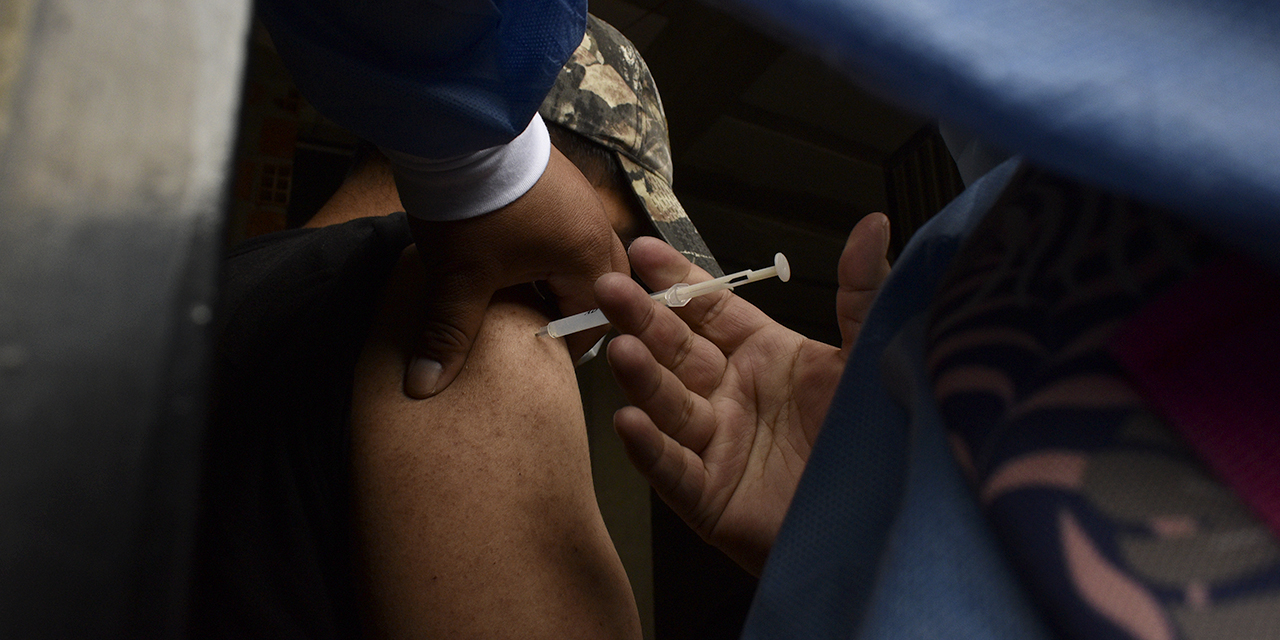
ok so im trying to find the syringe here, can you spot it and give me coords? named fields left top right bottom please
left=535, top=253, right=791, bottom=339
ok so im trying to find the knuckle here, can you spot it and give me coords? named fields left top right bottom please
left=668, top=329, right=698, bottom=373
left=677, top=394, right=698, bottom=434
left=662, top=391, right=699, bottom=445
left=631, top=297, right=660, bottom=337
left=698, top=293, right=732, bottom=329
left=418, top=320, right=470, bottom=355
left=636, top=365, right=664, bottom=406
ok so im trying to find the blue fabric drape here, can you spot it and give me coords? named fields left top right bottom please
left=709, top=0, right=1280, bottom=273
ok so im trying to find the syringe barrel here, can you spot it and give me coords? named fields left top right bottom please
left=544, top=308, right=611, bottom=338
left=537, top=253, right=790, bottom=339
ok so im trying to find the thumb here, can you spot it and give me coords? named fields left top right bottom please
left=836, top=212, right=892, bottom=354
left=403, top=266, right=495, bottom=399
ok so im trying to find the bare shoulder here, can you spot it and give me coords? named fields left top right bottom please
left=346, top=245, right=641, bottom=640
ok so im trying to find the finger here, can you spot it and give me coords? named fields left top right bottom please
left=552, top=223, right=628, bottom=302
left=526, top=147, right=629, bottom=315
left=402, top=259, right=495, bottom=399
left=836, top=212, right=892, bottom=354
left=625, top=235, right=710, bottom=291
left=473, top=146, right=631, bottom=361
left=595, top=271, right=727, bottom=396
left=554, top=230, right=629, bottom=360
left=606, top=334, right=718, bottom=454
left=627, top=237, right=776, bottom=355
left=613, top=406, right=710, bottom=532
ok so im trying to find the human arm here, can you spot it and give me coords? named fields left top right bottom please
left=259, top=0, right=624, bottom=398
left=594, top=212, right=891, bottom=575
left=348, top=247, right=641, bottom=639
left=302, top=141, right=628, bottom=401
left=399, top=145, right=627, bottom=397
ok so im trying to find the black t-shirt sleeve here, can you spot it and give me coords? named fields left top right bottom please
left=192, top=214, right=412, bottom=639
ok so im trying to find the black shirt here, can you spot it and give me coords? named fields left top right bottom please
left=191, top=214, right=412, bottom=639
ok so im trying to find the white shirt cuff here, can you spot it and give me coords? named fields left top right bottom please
left=382, top=113, right=551, bottom=221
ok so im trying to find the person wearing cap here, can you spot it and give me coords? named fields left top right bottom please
left=537, top=18, right=723, bottom=279
left=195, top=16, right=751, bottom=639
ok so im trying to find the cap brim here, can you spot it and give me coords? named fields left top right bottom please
left=617, top=154, right=723, bottom=277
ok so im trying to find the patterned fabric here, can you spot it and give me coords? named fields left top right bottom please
left=926, top=167, right=1280, bottom=640
left=742, top=159, right=1045, bottom=640
left=539, top=15, right=722, bottom=276
left=1112, top=256, right=1280, bottom=541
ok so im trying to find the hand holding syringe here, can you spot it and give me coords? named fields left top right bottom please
left=536, top=253, right=791, bottom=339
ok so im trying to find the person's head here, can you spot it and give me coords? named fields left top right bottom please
left=539, top=15, right=723, bottom=277
left=322, top=15, right=722, bottom=280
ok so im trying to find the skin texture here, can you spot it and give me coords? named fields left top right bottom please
left=349, top=251, right=641, bottom=639
left=305, top=146, right=644, bottom=639
left=304, top=153, right=405, bottom=228
left=594, top=212, right=892, bottom=575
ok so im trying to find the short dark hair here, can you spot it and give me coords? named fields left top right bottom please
left=544, top=121, right=623, bottom=190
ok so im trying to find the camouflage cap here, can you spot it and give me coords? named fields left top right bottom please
left=540, top=15, right=723, bottom=277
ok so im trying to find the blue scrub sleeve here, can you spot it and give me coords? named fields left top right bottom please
left=257, top=0, right=587, bottom=160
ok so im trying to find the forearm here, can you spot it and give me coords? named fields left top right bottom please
left=349, top=248, right=640, bottom=639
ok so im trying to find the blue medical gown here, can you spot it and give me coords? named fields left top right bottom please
left=256, top=0, right=586, bottom=160
left=719, top=0, right=1280, bottom=637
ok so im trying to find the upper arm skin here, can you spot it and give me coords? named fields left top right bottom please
left=349, top=247, right=641, bottom=639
